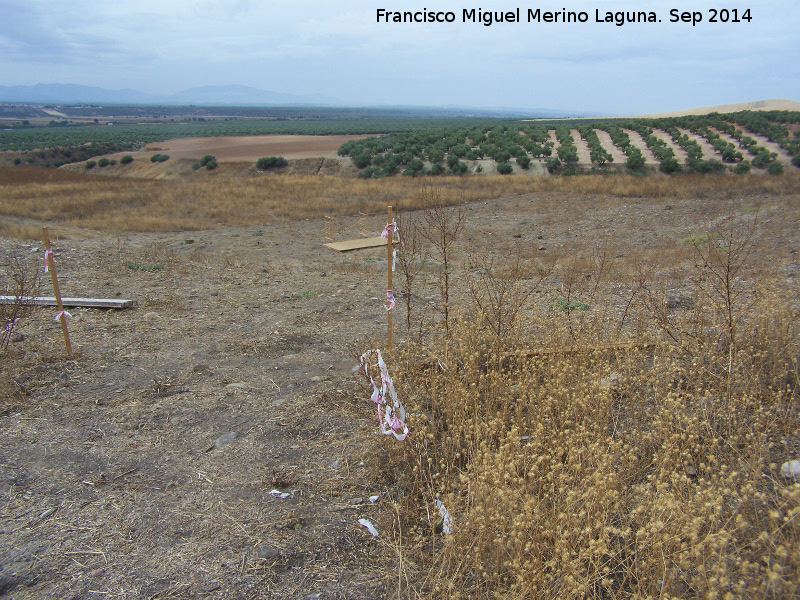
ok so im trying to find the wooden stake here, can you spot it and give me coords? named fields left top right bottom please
left=387, top=206, right=393, bottom=349
left=42, top=227, right=73, bottom=356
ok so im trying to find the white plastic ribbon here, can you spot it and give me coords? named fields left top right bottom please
left=359, top=349, right=408, bottom=441
left=358, top=518, right=379, bottom=537
left=435, top=499, right=453, bottom=534
left=43, top=248, right=53, bottom=273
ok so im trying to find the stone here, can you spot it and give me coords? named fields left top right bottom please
left=225, top=383, right=249, bottom=391
left=310, top=376, right=325, bottom=383
left=257, top=545, right=279, bottom=559
left=214, top=432, right=238, bottom=449
left=665, top=289, right=694, bottom=309
left=600, top=372, right=621, bottom=390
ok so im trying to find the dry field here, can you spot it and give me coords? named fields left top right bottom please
left=138, top=135, right=371, bottom=162
left=0, top=168, right=799, bottom=599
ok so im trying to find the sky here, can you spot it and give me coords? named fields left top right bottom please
left=1, top=0, right=798, bottom=115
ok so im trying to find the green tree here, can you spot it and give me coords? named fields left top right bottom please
left=496, top=162, right=513, bottom=174
left=120, top=154, right=133, bottom=165
left=256, top=156, right=288, bottom=169
left=767, top=161, right=784, bottom=175
left=733, top=161, right=751, bottom=175
left=546, top=157, right=561, bottom=174
left=659, top=157, right=681, bottom=174
left=516, top=155, right=531, bottom=169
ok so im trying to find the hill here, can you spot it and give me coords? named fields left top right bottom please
left=634, top=98, right=800, bottom=118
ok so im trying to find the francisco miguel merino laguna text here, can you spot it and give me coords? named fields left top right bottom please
left=376, top=8, right=753, bottom=26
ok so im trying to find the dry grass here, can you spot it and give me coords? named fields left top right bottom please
left=1, top=167, right=798, bottom=236
left=374, top=201, right=800, bottom=599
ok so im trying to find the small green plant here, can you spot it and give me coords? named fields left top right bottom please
left=97, top=157, right=109, bottom=167
left=85, top=160, right=96, bottom=169
left=295, top=290, right=316, bottom=298
left=127, top=263, right=166, bottom=272
left=679, top=232, right=720, bottom=246
left=120, top=154, right=133, bottom=165
left=550, top=296, right=589, bottom=312
left=150, top=154, right=170, bottom=163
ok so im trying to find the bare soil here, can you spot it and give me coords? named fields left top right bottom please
left=592, top=129, right=628, bottom=165
left=1, top=189, right=798, bottom=599
left=113, top=135, right=371, bottom=163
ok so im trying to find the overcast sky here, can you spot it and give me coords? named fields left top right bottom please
left=1, top=0, right=798, bottom=115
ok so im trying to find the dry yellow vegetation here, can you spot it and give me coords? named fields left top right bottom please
left=1, top=167, right=798, bottom=238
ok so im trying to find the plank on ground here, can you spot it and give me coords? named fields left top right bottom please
left=323, top=236, right=387, bottom=252
left=0, top=296, right=135, bottom=309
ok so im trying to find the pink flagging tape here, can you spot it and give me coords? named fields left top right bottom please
left=54, top=310, right=72, bottom=321
left=385, top=289, right=395, bottom=312
left=359, top=349, right=408, bottom=441
left=381, top=220, right=397, bottom=238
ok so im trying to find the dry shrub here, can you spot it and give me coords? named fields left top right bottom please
left=381, top=206, right=799, bottom=599
left=0, top=253, right=41, bottom=408
left=0, top=254, right=40, bottom=354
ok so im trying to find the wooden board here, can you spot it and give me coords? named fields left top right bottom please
left=323, top=236, right=387, bottom=252
left=0, top=296, right=136, bottom=309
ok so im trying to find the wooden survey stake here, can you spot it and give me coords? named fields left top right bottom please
left=387, top=206, right=393, bottom=349
left=42, top=227, right=73, bottom=356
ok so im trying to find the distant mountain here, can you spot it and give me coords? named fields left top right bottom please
left=0, top=83, right=156, bottom=104
left=0, top=83, right=336, bottom=106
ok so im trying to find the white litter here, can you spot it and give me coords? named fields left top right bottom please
left=358, top=518, right=379, bottom=537
left=781, top=460, right=800, bottom=481
left=435, top=499, right=453, bottom=535
left=269, top=489, right=290, bottom=499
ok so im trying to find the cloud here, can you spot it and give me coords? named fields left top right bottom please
left=0, top=0, right=797, bottom=111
